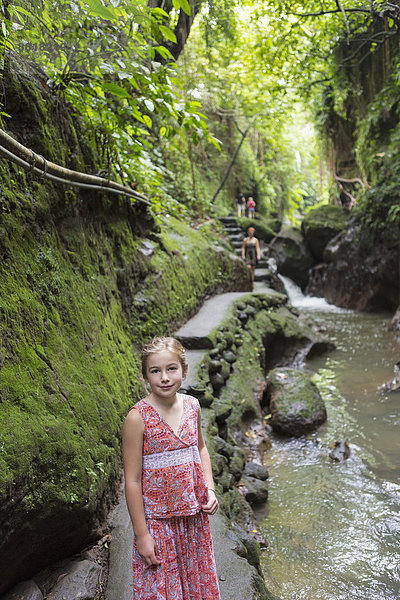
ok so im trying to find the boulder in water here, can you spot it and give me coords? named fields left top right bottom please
left=268, top=225, right=313, bottom=289
left=265, top=367, right=327, bottom=437
left=329, top=440, right=351, bottom=462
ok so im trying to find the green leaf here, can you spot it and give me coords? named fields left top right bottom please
left=143, top=115, right=152, bottom=128
left=144, top=99, right=154, bottom=112
left=159, top=25, right=177, bottom=44
left=177, top=0, right=191, bottom=16
left=150, top=7, right=169, bottom=19
left=155, top=45, right=174, bottom=60
left=160, top=126, right=167, bottom=137
left=102, top=82, right=130, bottom=98
left=85, top=0, right=116, bottom=21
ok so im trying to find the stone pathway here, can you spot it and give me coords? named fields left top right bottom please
left=104, top=221, right=275, bottom=600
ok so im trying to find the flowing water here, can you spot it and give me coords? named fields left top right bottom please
left=260, top=277, right=400, bottom=600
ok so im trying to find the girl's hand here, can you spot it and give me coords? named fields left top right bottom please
left=202, top=489, right=219, bottom=515
left=136, top=532, right=161, bottom=567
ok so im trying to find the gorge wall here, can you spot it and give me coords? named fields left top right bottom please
left=0, top=70, right=249, bottom=595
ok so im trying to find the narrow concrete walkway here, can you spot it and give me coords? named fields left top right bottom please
left=105, top=282, right=274, bottom=600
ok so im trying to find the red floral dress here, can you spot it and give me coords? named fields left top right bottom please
left=132, top=395, right=221, bottom=600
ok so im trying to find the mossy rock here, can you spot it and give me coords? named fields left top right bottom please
left=301, top=205, right=350, bottom=261
left=268, top=226, right=313, bottom=289
left=237, top=217, right=278, bottom=242
left=265, top=367, right=327, bottom=437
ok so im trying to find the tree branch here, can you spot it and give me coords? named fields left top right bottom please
left=336, top=0, right=350, bottom=44
left=211, top=114, right=258, bottom=204
left=291, top=8, right=371, bottom=18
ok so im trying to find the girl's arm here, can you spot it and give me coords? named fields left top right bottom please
left=122, top=409, right=161, bottom=566
left=197, top=410, right=219, bottom=515
left=256, top=238, right=261, bottom=260
left=241, top=238, right=247, bottom=260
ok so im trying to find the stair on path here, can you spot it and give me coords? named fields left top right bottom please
left=219, top=217, right=273, bottom=285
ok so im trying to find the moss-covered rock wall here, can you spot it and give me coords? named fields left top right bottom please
left=0, top=70, right=249, bottom=594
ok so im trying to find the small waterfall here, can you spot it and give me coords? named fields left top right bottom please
left=279, top=275, right=349, bottom=312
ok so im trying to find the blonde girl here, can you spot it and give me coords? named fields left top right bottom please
left=122, top=337, right=220, bottom=600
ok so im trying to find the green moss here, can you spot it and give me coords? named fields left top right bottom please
left=302, top=204, right=349, bottom=230
left=238, top=217, right=279, bottom=242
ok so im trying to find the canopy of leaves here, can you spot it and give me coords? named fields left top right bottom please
left=0, top=0, right=221, bottom=216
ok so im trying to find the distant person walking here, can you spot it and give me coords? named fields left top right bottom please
left=235, top=191, right=246, bottom=218
left=242, top=226, right=260, bottom=290
left=247, top=196, right=256, bottom=219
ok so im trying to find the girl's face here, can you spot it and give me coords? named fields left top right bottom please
left=145, top=349, right=184, bottom=401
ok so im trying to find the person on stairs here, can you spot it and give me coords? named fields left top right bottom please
left=235, top=190, right=246, bottom=218
left=241, top=226, right=260, bottom=290
left=246, top=196, right=256, bottom=219
left=122, top=336, right=221, bottom=600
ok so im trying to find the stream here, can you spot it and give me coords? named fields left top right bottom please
left=259, top=277, right=400, bottom=600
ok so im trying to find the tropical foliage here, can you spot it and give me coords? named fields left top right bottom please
left=1, top=0, right=400, bottom=229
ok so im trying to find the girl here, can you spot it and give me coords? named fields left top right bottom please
left=122, top=337, right=221, bottom=600
left=246, top=197, right=256, bottom=219
left=241, top=226, right=261, bottom=290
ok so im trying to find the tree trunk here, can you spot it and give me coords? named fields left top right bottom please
left=147, top=0, right=204, bottom=61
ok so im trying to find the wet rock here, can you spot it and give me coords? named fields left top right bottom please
left=329, top=440, right=351, bottom=462
left=268, top=225, right=314, bottom=289
left=198, top=391, right=215, bottom=408
left=212, top=453, right=228, bottom=477
left=208, top=360, right=222, bottom=375
left=301, top=205, right=349, bottom=262
left=176, top=335, right=213, bottom=349
left=243, top=462, right=269, bottom=481
left=304, top=340, right=335, bottom=360
left=230, top=524, right=261, bottom=570
left=245, top=305, right=257, bottom=317
left=389, top=306, right=400, bottom=343
left=210, top=372, right=225, bottom=394
left=265, top=368, right=327, bottom=437
left=238, top=476, right=269, bottom=505
left=46, top=560, right=101, bottom=600
left=237, top=311, right=249, bottom=324
left=386, top=361, right=400, bottom=391
left=229, top=454, right=245, bottom=482
left=307, top=222, right=400, bottom=312
left=2, top=580, right=44, bottom=600
left=225, top=529, right=248, bottom=559
left=209, top=348, right=220, bottom=359
left=139, top=240, right=156, bottom=257
left=214, top=401, right=233, bottom=424
left=223, top=350, right=237, bottom=364
left=218, top=470, right=234, bottom=492
left=234, top=335, right=243, bottom=346
left=213, top=436, right=235, bottom=459
left=219, top=359, right=231, bottom=381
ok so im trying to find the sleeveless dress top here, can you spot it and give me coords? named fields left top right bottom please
left=133, top=395, right=208, bottom=519
left=244, top=238, right=258, bottom=266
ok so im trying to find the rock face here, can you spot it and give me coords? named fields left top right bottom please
left=0, top=70, right=252, bottom=596
left=307, top=221, right=400, bottom=312
left=268, top=226, right=313, bottom=289
left=301, top=205, right=349, bottom=262
left=265, top=368, right=327, bottom=437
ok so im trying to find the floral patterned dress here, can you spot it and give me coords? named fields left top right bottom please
left=132, top=395, right=221, bottom=600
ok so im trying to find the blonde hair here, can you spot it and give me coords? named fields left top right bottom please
left=141, top=336, right=188, bottom=379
